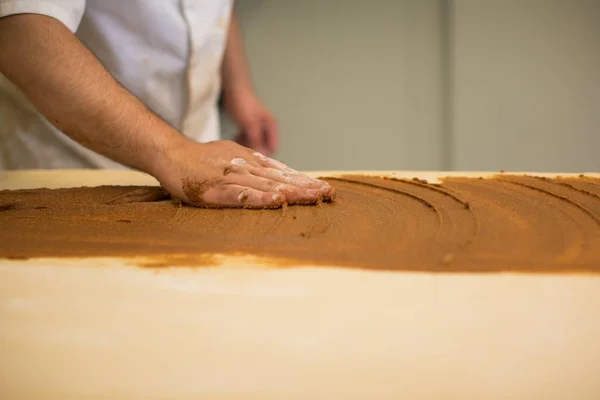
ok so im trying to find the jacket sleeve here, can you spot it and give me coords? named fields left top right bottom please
left=0, top=0, right=86, bottom=32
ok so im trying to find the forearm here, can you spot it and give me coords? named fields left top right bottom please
left=220, top=9, right=254, bottom=101
left=0, top=14, right=184, bottom=175
left=0, top=12, right=331, bottom=208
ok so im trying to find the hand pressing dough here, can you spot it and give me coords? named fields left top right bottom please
left=0, top=174, right=599, bottom=272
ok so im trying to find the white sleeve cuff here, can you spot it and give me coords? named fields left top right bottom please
left=0, top=0, right=86, bottom=32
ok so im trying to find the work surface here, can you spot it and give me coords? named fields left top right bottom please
left=1, top=170, right=600, bottom=399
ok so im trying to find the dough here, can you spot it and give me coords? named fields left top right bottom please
left=0, top=174, right=599, bottom=272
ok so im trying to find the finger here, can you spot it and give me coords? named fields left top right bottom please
left=319, top=179, right=336, bottom=201
left=263, top=114, right=279, bottom=155
left=248, top=155, right=335, bottom=200
left=248, top=166, right=322, bottom=189
left=252, top=151, right=295, bottom=172
left=243, top=122, right=266, bottom=153
left=200, top=184, right=286, bottom=209
left=229, top=155, right=261, bottom=170
left=230, top=174, right=322, bottom=204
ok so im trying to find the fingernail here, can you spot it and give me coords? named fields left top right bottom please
left=321, top=185, right=331, bottom=195
left=307, top=189, right=321, bottom=197
left=272, top=194, right=282, bottom=201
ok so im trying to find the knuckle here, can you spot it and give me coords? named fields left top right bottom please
left=265, top=181, right=281, bottom=192
left=231, top=157, right=247, bottom=166
left=237, top=188, right=253, bottom=204
left=273, top=183, right=286, bottom=193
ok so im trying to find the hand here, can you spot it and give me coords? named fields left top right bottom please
left=224, top=89, right=279, bottom=156
left=152, top=138, right=335, bottom=209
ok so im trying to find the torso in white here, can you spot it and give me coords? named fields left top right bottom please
left=0, top=0, right=233, bottom=169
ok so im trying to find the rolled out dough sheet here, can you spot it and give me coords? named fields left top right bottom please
left=1, top=170, right=600, bottom=399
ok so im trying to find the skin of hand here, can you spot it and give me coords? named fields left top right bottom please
left=224, top=88, right=279, bottom=156
left=0, top=14, right=334, bottom=209
left=152, top=137, right=334, bottom=208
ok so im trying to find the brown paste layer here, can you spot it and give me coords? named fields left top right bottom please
left=0, top=175, right=599, bottom=273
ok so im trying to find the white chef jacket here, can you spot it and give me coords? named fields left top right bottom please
left=0, top=0, right=233, bottom=169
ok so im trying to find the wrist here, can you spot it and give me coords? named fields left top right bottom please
left=140, top=126, right=191, bottom=182
left=222, top=85, right=255, bottom=107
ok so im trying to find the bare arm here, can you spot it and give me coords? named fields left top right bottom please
left=221, top=9, right=279, bottom=155
left=221, top=9, right=254, bottom=100
left=0, top=14, right=179, bottom=176
left=0, top=14, right=332, bottom=207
